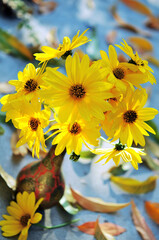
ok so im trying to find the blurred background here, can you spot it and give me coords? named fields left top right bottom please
left=0, top=0, right=159, bottom=239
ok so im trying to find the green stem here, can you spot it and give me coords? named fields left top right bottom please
left=35, top=218, right=80, bottom=229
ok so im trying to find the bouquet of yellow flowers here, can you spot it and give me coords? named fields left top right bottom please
left=1, top=29, right=158, bottom=170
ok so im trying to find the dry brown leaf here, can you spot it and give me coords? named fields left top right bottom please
left=111, top=5, right=151, bottom=37
left=47, top=28, right=58, bottom=48
left=145, top=16, right=159, bottom=30
left=120, top=0, right=153, bottom=17
left=0, top=82, right=15, bottom=93
left=118, top=53, right=128, bottom=62
left=71, top=187, right=130, bottom=213
left=131, top=200, right=157, bottom=240
left=0, top=165, right=16, bottom=191
left=78, top=221, right=126, bottom=236
left=33, top=0, right=57, bottom=14
left=106, top=30, right=117, bottom=45
left=95, top=219, right=115, bottom=240
left=128, top=37, right=153, bottom=53
left=145, top=201, right=159, bottom=224
left=11, top=130, right=28, bottom=157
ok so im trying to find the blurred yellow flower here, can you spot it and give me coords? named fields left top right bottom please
left=116, top=39, right=156, bottom=85
left=34, top=29, right=91, bottom=62
left=0, top=191, right=43, bottom=240
left=92, top=142, right=145, bottom=170
left=8, top=63, right=48, bottom=102
left=46, top=118, right=100, bottom=156
left=44, top=53, right=113, bottom=122
left=8, top=101, right=51, bottom=158
left=110, top=88, right=158, bottom=147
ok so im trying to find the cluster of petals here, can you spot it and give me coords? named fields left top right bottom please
left=0, top=29, right=158, bottom=170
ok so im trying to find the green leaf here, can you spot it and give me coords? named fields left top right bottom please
left=59, top=186, right=80, bottom=215
left=80, top=150, right=95, bottom=159
left=0, top=28, right=33, bottom=60
left=111, top=175, right=158, bottom=194
left=36, top=218, right=80, bottom=229
left=0, top=125, right=4, bottom=135
left=108, top=164, right=130, bottom=176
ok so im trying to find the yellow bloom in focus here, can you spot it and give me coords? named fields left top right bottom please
left=9, top=101, right=50, bottom=158
left=98, top=45, right=153, bottom=91
left=92, top=142, right=145, bottom=170
left=44, top=53, right=113, bottom=122
left=115, top=39, right=156, bottom=85
left=111, top=88, right=158, bottom=147
left=8, top=62, right=48, bottom=102
left=0, top=191, right=43, bottom=240
left=46, top=119, right=100, bottom=156
left=34, top=29, right=91, bottom=62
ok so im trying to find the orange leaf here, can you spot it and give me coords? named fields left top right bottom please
left=145, top=201, right=159, bottom=224
left=128, top=37, right=153, bottom=53
left=120, top=0, right=153, bottom=17
left=70, top=187, right=130, bottom=213
left=77, top=221, right=126, bottom=236
left=33, top=0, right=57, bottom=14
left=111, top=6, right=150, bottom=37
left=131, top=200, right=156, bottom=240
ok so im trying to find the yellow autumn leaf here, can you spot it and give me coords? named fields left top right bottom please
left=128, top=36, right=153, bottom=52
left=71, top=187, right=130, bottom=213
left=111, top=175, right=158, bottom=194
left=95, top=219, right=115, bottom=240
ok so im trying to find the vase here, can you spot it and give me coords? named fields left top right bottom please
left=16, top=145, right=65, bottom=209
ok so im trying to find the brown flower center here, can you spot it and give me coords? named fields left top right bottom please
left=20, top=214, right=31, bottom=226
left=29, top=117, right=40, bottom=131
left=24, top=79, right=38, bottom=92
left=69, top=84, right=86, bottom=99
left=113, top=68, right=125, bottom=79
left=123, top=110, right=137, bottom=123
left=69, top=122, right=81, bottom=135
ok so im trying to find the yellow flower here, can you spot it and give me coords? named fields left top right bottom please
left=92, top=142, right=145, bottom=170
left=44, top=53, right=113, bottom=122
left=34, top=29, right=91, bottom=62
left=115, top=39, right=156, bottom=85
left=110, top=88, right=158, bottom=147
left=8, top=101, right=50, bottom=158
left=8, top=62, right=48, bottom=102
left=0, top=191, right=43, bottom=240
left=46, top=118, right=100, bottom=156
left=98, top=45, right=151, bottom=91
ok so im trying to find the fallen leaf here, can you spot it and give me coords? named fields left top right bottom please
left=106, top=31, right=117, bottom=45
left=145, top=201, right=159, bottom=224
left=95, top=219, right=115, bottom=240
left=128, top=37, right=153, bottom=53
left=108, top=164, right=129, bottom=176
left=145, top=16, right=159, bottom=30
left=0, top=82, right=15, bottom=93
left=0, top=125, right=4, bottom=135
left=143, top=139, right=159, bottom=171
left=0, top=28, right=33, bottom=60
left=33, top=0, right=57, bottom=14
left=120, top=0, right=153, bottom=17
left=70, top=187, right=130, bottom=213
left=145, top=138, right=159, bottom=158
left=111, top=175, right=158, bottom=194
left=59, top=186, right=79, bottom=215
left=11, top=131, right=28, bottom=157
left=118, top=53, right=127, bottom=62
left=111, top=6, right=151, bottom=37
left=47, top=28, right=58, bottom=48
left=77, top=221, right=126, bottom=236
left=131, top=200, right=157, bottom=240
left=145, top=56, right=159, bottom=67
left=0, top=165, right=16, bottom=191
